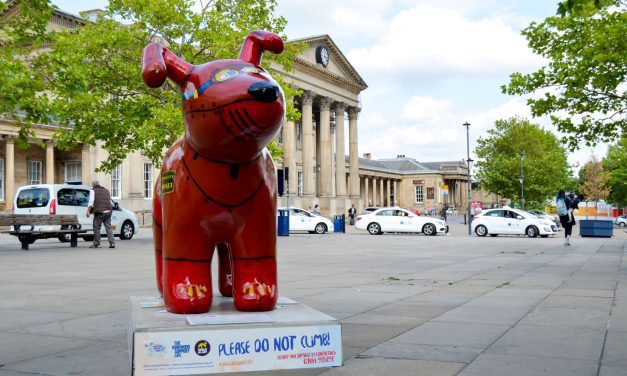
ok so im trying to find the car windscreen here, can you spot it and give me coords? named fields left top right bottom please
left=17, top=188, right=50, bottom=208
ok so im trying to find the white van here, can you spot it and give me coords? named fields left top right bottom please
left=13, top=184, right=139, bottom=242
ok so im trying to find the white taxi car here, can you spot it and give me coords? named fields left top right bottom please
left=355, top=207, right=448, bottom=235
left=472, top=207, right=556, bottom=238
left=279, top=207, right=333, bottom=234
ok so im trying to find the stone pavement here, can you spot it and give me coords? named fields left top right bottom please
left=0, top=222, right=625, bottom=376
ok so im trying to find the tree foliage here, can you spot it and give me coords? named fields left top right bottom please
left=502, top=0, right=626, bottom=150
left=474, top=117, right=571, bottom=207
left=602, top=137, right=627, bottom=206
left=1, top=0, right=304, bottom=171
left=579, top=156, right=610, bottom=201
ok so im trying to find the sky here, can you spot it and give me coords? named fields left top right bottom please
left=52, top=0, right=609, bottom=172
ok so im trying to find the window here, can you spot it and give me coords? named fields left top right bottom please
left=296, top=122, right=302, bottom=149
left=28, top=160, right=42, bottom=185
left=297, top=171, right=303, bottom=197
left=486, top=210, right=504, bottom=217
left=415, top=185, right=424, bottom=203
left=17, top=188, right=49, bottom=208
left=111, top=164, right=121, bottom=199
left=144, top=163, right=153, bottom=198
left=0, top=157, right=4, bottom=201
left=64, top=161, right=82, bottom=183
left=57, top=188, right=90, bottom=207
left=376, top=210, right=395, bottom=216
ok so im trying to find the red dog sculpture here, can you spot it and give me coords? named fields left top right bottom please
left=141, top=31, right=285, bottom=314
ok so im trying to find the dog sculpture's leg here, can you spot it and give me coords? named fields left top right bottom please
left=152, top=176, right=164, bottom=296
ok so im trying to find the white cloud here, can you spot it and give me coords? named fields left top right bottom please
left=347, top=3, right=544, bottom=81
left=402, top=96, right=452, bottom=121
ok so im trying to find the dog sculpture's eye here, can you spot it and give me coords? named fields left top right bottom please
left=215, top=69, right=239, bottom=82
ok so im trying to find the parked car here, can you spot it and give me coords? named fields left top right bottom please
left=13, top=184, right=139, bottom=241
left=615, top=215, right=627, bottom=228
left=472, top=207, right=556, bottom=238
left=527, top=210, right=560, bottom=229
left=279, top=207, right=333, bottom=234
left=355, top=207, right=448, bottom=235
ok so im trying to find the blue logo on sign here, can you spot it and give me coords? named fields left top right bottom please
left=172, top=341, right=191, bottom=358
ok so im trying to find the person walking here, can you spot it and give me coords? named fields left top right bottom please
left=348, top=204, right=357, bottom=225
left=86, top=180, right=115, bottom=249
left=556, top=190, right=573, bottom=246
left=441, top=204, right=448, bottom=221
left=313, top=204, right=320, bottom=215
left=568, top=193, right=580, bottom=223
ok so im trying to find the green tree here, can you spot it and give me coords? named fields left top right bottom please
left=602, top=137, right=627, bottom=206
left=1, top=0, right=303, bottom=171
left=474, top=117, right=571, bottom=207
left=502, top=0, right=627, bottom=150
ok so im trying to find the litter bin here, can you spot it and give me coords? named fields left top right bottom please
left=277, top=209, right=289, bottom=236
left=333, top=214, right=345, bottom=233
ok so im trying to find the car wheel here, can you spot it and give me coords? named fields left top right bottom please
left=314, top=223, right=327, bottom=234
left=58, top=225, right=77, bottom=242
left=526, top=225, right=539, bottom=238
left=540, top=235, right=549, bottom=238
left=82, top=235, right=94, bottom=242
left=620, top=222, right=626, bottom=228
left=422, top=223, right=437, bottom=236
left=367, top=222, right=381, bottom=235
left=120, top=221, right=135, bottom=240
left=475, top=225, right=488, bottom=237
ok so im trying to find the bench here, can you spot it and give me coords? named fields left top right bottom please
left=0, top=214, right=87, bottom=250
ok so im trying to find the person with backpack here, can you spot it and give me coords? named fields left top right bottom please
left=556, top=190, right=573, bottom=246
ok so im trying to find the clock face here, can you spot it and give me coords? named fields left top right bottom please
left=316, top=46, right=329, bottom=68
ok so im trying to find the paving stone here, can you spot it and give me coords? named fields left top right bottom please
left=552, top=288, right=615, bottom=298
left=367, top=302, right=457, bottom=318
left=520, top=307, right=609, bottom=330
left=599, top=365, right=627, bottom=376
left=0, top=332, right=98, bottom=365
left=0, top=309, right=83, bottom=331
left=319, top=357, right=464, bottom=376
left=432, top=307, right=528, bottom=326
left=363, top=341, right=482, bottom=363
left=458, top=353, right=598, bottom=376
left=539, top=295, right=613, bottom=311
left=487, top=324, right=605, bottom=360
left=341, top=323, right=413, bottom=349
left=12, top=310, right=128, bottom=342
left=390, top=322, right=510, bottom=348
left=601, top=330, right=627, bottom=367
left=341, top=313, right=430, bottom=327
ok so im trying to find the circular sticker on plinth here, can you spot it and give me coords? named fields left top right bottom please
left=195, top=340, right=210, bottom=356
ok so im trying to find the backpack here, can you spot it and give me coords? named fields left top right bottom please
left=556, top=199, right=568, bottom=216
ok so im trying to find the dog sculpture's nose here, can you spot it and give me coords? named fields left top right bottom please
left=248, top=81, right=280, bottom=102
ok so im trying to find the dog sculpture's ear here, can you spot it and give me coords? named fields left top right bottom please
left=142, top=43, right=193, bottom=88
left=238, top=31, right=284, bottom=66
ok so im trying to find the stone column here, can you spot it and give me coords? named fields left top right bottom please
left=372, top=177, right=378, bottom=206
left=81, top=145, right=91, bottom=185
left=318, top=97, right=333, bottom=196
left=301, top=91, right=315, bottom=198
left=334, top=102, right=347, bottom=197
left=45, top=140, right=54, bottom=184
left=283, top=120, right=298, bottom=196
left=393, top=180, right=398, bottom=206
left=364, top=176, right=369, bottom=206
left=4, top=136, right=15, bottom=209
left=348, top=107, right=360, bottom=199
left=379, top=178, right=384, bottom=206
left=386, top=179, right=391, bottom=206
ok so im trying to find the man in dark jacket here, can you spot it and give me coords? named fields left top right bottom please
left=87, top=180, right=115, bottom=249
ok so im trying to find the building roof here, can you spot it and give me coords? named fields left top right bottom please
left=352, top=155, right=467, bottom=175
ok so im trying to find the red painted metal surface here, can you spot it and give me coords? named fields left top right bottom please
left=142, top=31, right=285, bottom=314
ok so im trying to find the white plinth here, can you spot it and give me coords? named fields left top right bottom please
left=128, top=296, right=342, bottom=375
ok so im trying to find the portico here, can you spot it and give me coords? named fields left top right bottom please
left=275, top=35, right=367, bottom=216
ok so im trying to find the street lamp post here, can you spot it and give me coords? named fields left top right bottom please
left=519, top=152, right=525, bottom=211
left=463, top=122, right=472, bottom=235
